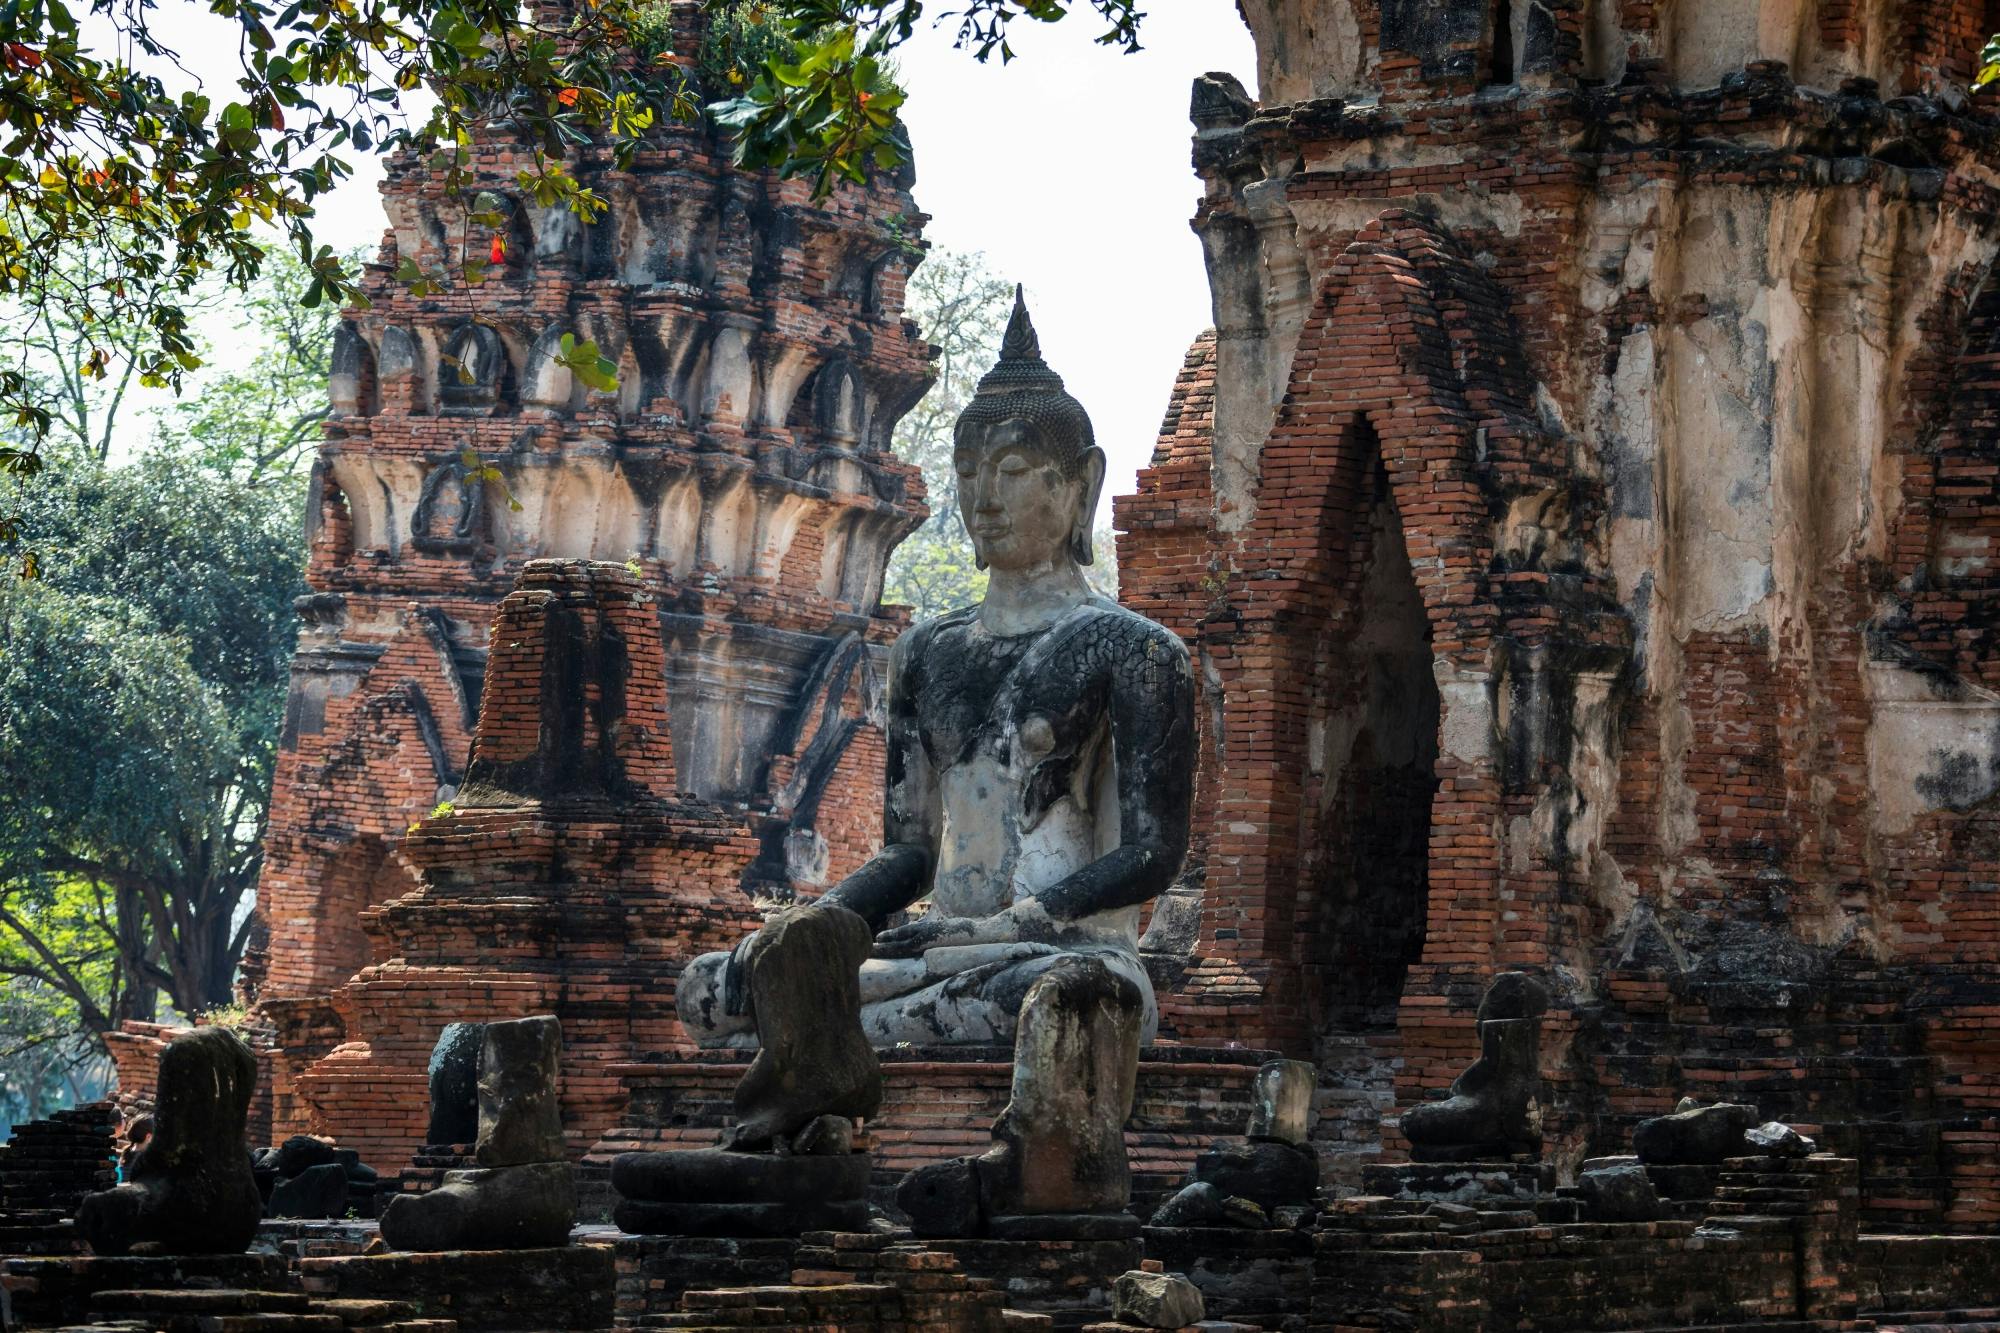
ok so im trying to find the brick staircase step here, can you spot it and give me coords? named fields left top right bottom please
left=91, top=1290, right=315, bottom=1314
left=311, top=1298, right=422, bottom=1326
left=200, top=1318, right=348, bottom=1333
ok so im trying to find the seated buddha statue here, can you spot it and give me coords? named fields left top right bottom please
left=679, top=289, right=1195, bottom=1069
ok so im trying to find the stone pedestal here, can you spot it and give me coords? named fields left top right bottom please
left=1359, top=1160, right=1555, bottom=1204
left=609, top=1146, right=872, bottom=1237
left=587, top=1045, right=1269, bottom=1220
left=252, top=1218, right=383, bottom=1262
left=299, top=1244, right=613, bottom=1331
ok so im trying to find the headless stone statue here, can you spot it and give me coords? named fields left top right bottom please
left=77, top=1027, right=263, bottom=1256
left=679, top=288, right=1196, bottom=1054
left=379, top=1015, right=576, bottom=1251
left=612, top=904, right=879, bottom=1236
left=1401, top=971, right=1549, bottom=1161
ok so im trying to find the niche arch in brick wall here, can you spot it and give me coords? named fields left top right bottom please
left=1190, top=209, right=1623, bottom=1068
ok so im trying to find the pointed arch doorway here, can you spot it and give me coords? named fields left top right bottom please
left=1304, top=418, right=1441, bottom=1078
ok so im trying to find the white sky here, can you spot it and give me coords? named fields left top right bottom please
left=122, top=3, right=1260, bottom=512
left=892, top=5, right=1257, bottom=510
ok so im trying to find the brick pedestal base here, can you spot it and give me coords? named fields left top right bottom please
left=588, top=1045, right=1271, bottom=1220
left=1142, top=1225, right=1313, bottom=1330
left=611, top=1234, right=804, bottom=1330
left=926, top=1235, right=1140, bottom=1331
left=298, top=1245, right=614, bottom=1331
left=0, top=1252, right=291, bottom=1327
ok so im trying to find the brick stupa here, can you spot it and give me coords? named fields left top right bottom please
left=297, top=560, right=759, bottom=1167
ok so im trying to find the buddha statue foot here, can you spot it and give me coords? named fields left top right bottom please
left=898, top=957, right=1144, bottom=1238
left=1402, top=972, right=1550, bottom=1163
left=724, top=904, right=883, bottom=1151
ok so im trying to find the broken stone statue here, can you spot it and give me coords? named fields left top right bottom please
left=671, top=290, right=1195, bottom=1240
left=378, top=1015, right=575, bottom=1251
left=77, top=1027, right=263, bottom=1256
left=1632, top=1098, right=1762, bottom=1166
left=897, top=954, right=1148, bottom=1238
left=1401, top=971, right=1549, bottom=1161
left=425, top=1020, right=487, bottom=1148
left=612, top=902, right=880, bottom=1237
left=1150, top=1058, right=1321, bottom=1229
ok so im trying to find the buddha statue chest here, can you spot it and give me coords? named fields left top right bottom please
left=907, top=602, right=1135, bottom=941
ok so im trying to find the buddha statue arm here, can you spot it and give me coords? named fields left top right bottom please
left=812, top=625, right=938, bottom=931
left=1032, top=622, right=1196, bottom=921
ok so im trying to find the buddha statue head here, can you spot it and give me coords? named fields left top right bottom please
left=953, top=288, right=1107, bottom=573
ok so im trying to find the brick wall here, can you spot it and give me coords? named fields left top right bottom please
left=1119, top=0, right=2000, bottom=1224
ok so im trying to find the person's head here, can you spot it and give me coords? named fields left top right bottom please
left=953, top=288, right=1106, bottom=574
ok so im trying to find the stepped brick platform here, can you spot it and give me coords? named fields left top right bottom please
left=0, top=1213, right=84, bottom=1259
left=0, top=1253, right=292, bottom=1328
left=1140, top=1225, right=1313, bottom=1331
left=1080, top=1324, right=1260, bottom=1333
left=1310, top=1154, right=1867, bottom=1332
left=53, top=1287, right=455, bottom=1333
left=299, top=1245, right=614, bottom=1332
left=925, top=1236, right=1142, bottom=1332
left=1858, top=1236, right=2000, bottom=1317
left=612, top=1235, right=806, bottom=1329
left=391, top=1144, right=473, bottom=1200
left=0, top=1104, right=116, bottom=1218
left=587, top=1045, right=1270, bottom=1216
left=620, top=1231, right=1021, bottom=1333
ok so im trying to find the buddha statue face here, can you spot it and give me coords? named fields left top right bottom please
left=955, top=418, right=1105, bottom=573
left=952, top=287, right=1106, bottom=575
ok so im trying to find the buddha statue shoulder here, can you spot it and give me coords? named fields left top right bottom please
left=680, top=289, right=1195, bottom=1056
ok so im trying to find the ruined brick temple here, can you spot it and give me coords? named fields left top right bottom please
left=1118, top=0, right=2000, bottom=1232
left=187, top=0, right=935, bottom=1164
left=61, top=0, right=2000, bottom=1329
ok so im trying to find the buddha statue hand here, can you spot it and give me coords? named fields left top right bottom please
left=871, top=896, right=1067, bottom=960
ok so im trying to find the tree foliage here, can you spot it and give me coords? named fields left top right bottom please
left=714, top=0, right=1143, bottom=194
left=0, top=450, right=304, bottom=1044
left=0, top=963, right=111, bottom=1125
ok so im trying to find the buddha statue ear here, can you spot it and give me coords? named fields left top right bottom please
left=1070, top=447, right=1107, bottom=567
